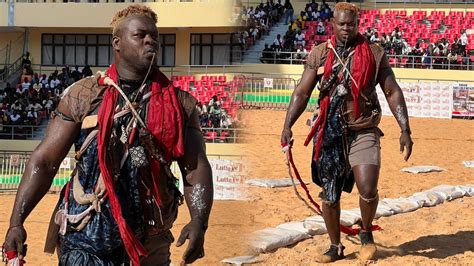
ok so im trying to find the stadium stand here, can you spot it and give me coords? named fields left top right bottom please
left=259, top=4, right=474, bottom=69
left=171, top=74, right=240, bottom=143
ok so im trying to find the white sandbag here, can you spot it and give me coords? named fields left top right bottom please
left=340, top=209, right=362, bottom=226
left=457, top=184, right=474, bottom=196
left=462, top=161, right=474, bottom=168
left=304, top=215, right=325, bottom=223
left=381, top=198, right=421, bottom=213
left=374, top=203, right=394, bottom=218
left=248, top=228, right=311, bottom=253
left=409, top=191, right=444, bottom=207
left=430, top=184, right=465, bottom=200
left=378, top=201, right=403, bottom=214
left=221, top=255, right=262, bottom=265
left=277, top=221, right=326, bottom=236
left=401, top=165, right=446, bottom=174
left=245, top=178, right=306, bottom=188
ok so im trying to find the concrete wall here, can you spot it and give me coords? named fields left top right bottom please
left=0, top=140, right=244, bottom=157
left=12, top=1, right=236, bottom=28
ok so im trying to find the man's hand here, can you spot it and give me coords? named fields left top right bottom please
left=400, top=131, right=413, bottom=161
left=3, top=225, right=27, bottom=259
left=176, top=220, right=206, bottom=264
left=281, top=127, right=293, bottom=146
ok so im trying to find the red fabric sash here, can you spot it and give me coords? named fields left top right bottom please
left=96, top=64, right=184, bottom=265
left=304, top=34, right=375, bottom=161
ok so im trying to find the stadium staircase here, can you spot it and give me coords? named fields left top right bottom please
left=241, top=20, right=290, bottom=64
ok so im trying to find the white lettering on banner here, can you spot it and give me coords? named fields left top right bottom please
left=60, top=157, right=71, bottom=169
left=376, top=82, right=453, bottom=119
left=264, top=78, right=273, bottom=88
left=10, top=154, right=20, bottom=167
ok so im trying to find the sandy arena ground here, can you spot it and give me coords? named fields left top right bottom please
left=1, top=109, right=473, bottom=265
left=241, top=109, right=474, bottom=265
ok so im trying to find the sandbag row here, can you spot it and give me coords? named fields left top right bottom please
left=246, top=184, right=473, bottom=254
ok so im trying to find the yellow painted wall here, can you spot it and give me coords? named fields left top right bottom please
left=0, top=31, right=25, bottom=64
left=0, top=140, right=243, bottom=157
left=13, top=1, right=236, bottom=28
left=25, top=26, right=235, bottom=67
left=0, top=3, right=7, bottom=27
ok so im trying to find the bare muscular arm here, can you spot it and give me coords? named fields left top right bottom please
left=4, top=104, right=80, bottom=256
left=176, top=109, right=213, bottom=264
left=379, top=70, right=414, bottom=161
left=281, top=68, right=320, bottom=145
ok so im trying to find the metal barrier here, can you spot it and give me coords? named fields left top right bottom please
left=238, top=75, right=320, bottom=111
left=240, top=76, right=297, bottom=109
left=0, top=123, right=242, bottom=142
left=0, top=151, right=243, bottom=193
left=0, top=125, right=46, bottom=140
left=239, top=50, right=474, bottom=70
left=0, top=151, right=76, bottom=193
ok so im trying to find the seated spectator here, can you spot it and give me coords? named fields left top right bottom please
left=261, top=44, right=275, bottom=63
left=82, top=65, right=93, bottom=77
left=294, top=30, right=305, bottom=47
left=297, top=11, right=307, bottom=29
left=273, top=34, right=284, bottom=50
left=50, top=76, right=61, bottom=90
left=31, top=73, right=40, bottom=84
left=311, top=8, right=321, bottom=21
left=370, top=32, right=380, bottom=43
left=209, top=102, right=221, bottom=128
left=363, top=27, right=373, bottom=40
left=391, top=27, right=402, bottom=41
left=447, top=49, right=458, bottom=66
left=320, top=7, right=332, bottom=21
left=39, top=74, right=48, bottom=87
left=9, top=110, right=21, bottom=125
left=21, top=78, right=31, bottom=93
left=316, top=21, right=326, bottom=35
left=71, top=66, right=83, bottom=82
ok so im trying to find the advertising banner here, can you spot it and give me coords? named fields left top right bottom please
left=377, top=82, right=452, bottom=119
left=452, top=83, right=474, bottom=117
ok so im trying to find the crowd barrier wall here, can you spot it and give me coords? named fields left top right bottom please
left=0, top=143, right=245, bottom=196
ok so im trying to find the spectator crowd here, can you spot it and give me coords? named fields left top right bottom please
left=258, top=3, right=473, bottom=68
left=0, top=53, right=94, bottom=137
left=364, top=27, right=471, bottom=68
left=260, top=0, right=333, bottom=64
left=238, top=1, right=284, bottom=51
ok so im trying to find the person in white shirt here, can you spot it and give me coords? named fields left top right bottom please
left=21, top=78, right=31, bottom=92
left=294, top=30, right=305, bottom=46
left=50, top=77, right=60, bottom=89
left=39, top=74, right=48, bottom=86
left=460, top=30, right=468, bottom=54
left=317, top=21, right=326, bottom=35
left=370, top=32, right=380, bottom=43
left=10, top=110, right=21, bottom=124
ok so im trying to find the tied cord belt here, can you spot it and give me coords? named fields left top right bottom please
left=281, top=142, right=381, bottom=236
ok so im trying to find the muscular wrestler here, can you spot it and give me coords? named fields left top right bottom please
left=3, top=5, right=212, bottom=265
left=281, top=3, right=413, bottom=262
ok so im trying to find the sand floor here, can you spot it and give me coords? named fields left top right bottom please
left=0, top=109, right=473, bottom=265
left=241, top=109, right=474, bottom=265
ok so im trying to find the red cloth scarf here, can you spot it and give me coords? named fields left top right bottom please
left=96, top=64, right=184, bottom=265
left=304, top=34, right=375, bottom=161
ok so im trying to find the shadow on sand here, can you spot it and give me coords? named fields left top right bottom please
left=374, top=230, right=474, bottom=260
